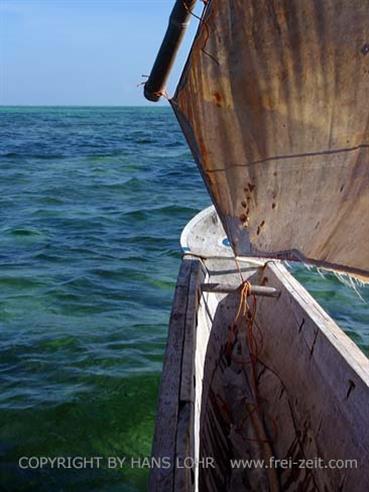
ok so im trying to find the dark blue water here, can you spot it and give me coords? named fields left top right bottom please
left=0, top=107, right=368, bottom=491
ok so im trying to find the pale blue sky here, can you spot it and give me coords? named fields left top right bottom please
left=0, top=0, right=203, bottom=106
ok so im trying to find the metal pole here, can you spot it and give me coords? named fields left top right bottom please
left=144, top=0, right=197, bottom=102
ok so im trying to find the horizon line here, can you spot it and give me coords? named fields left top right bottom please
left=0, top=104, right=169, bottom=108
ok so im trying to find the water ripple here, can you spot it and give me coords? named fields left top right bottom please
left=0, top=106, right=368, bottom=492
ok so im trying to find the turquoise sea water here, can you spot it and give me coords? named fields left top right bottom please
left=0, top=106, right=368, bottom=491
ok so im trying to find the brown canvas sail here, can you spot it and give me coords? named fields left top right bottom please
left=171, top=0, right=369, bottom=281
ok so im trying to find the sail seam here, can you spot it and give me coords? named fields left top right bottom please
left=205, top=143, right=369, bottom=173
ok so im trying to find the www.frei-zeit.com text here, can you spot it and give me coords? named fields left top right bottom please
left=18, top=456, right=358, bottom=470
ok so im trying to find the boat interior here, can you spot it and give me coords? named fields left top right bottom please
left=149, top=207, right=369, bottom=492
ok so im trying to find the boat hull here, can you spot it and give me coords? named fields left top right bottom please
left=149, top=208, right=369, bottom=491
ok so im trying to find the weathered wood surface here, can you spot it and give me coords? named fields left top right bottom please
left=180, top=205, right=233, bottom=258
left=198, top=258, right=369, bottom=491
left=255, top=261, right=369, bottom=491
left=201, top=282, right=279, bottom=297
left=198, top=259, right=277, bottom=491
left=150, top=250, right=369, bottom=491
left=149, top=258, right=205, bottom=492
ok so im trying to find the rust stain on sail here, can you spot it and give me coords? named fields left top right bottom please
left=172, top=0, right=369, bottom=280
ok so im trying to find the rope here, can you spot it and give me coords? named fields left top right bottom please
left=226, top=278, right=280, bottom=491
left=182, top=0, right=219, bottom=65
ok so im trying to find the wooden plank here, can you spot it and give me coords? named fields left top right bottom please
left=149, top=258, right=205, bottom=492
left=149, top=259, right=193, bottom=492
left=174, top=401, right=195, bottom=492
left=255, top=261, right=369, bottom=491
left=175, top=260, right=206, bottom=492
left=180, top=261, right=206, bottom=402
left=201, top=283, right=279, bottom=297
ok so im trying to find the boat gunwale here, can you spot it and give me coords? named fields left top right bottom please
left=150, top=207, right=369, bottom=491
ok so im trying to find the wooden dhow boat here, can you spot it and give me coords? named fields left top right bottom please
left=143, top=1, right=369, bottom=490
